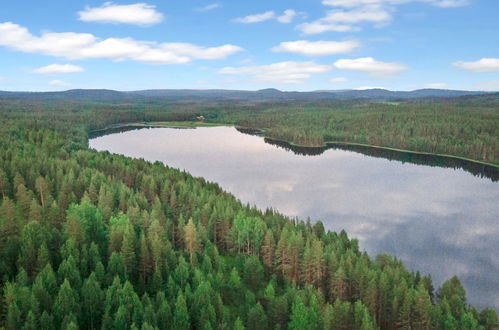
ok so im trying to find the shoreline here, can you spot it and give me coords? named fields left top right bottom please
left=268, top=137, right=499, bottom=169
left=91, top=122, right=499, bottom=169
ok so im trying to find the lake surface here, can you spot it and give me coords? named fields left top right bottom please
left=90, top=126, right=499, bottom=310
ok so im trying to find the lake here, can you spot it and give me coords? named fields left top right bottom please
left=89, top=126, right=499, bottom=310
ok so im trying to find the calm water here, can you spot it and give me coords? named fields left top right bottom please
left=90, top=126, right=499, bottom=310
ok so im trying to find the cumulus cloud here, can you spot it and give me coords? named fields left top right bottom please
left=32, top=64, right=84, bottom=74
left=277, top=9, right=297, bottom=23
left=159, top=43, right=243, bottom=60
left=49, top=80, right=71, bottom=87
left=300, top=0, right=470, bottom=34
left=322, top=5, right=392, bottom=23
left=330, top=77, right=348, bottom=83
left=297, top=5, right=391, bottom=34
left=219, top=61, right=331, bottom=84
left=0, top=22, right=243, bottom=65
left=78, top=2, right=164, bottom=26
left=334, top=57, right=406, bottom=76
left=272, top=40, right=360, bottom=56
left=453, top=58, right=499, bottom=73
left=233, top=9, right=297, bottom=24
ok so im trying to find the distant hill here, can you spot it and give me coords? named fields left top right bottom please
left=317, top=88, right=488, bottom=99
left=0, top=88, right=492, bottom=102
left=129, top=88, right=488, bottom=100
left=0, top=89, right=136, bottom=101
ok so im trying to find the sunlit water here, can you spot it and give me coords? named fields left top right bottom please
left=90, top=126, right=499, bottom=310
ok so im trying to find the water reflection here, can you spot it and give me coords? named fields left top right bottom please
left=89, top=126, right=499, bottom=310
left=260, top=135, right=498, bottom=182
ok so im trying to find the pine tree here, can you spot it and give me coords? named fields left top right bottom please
left=261, top=229, right=275, bottom=269
left=22, top=311, right=37, bottom=330
left=233, top=317, right=245, bottom=330
left=53, top=279, right=80, bottom=328
left=39, top=311, right=54, bottom=330
left=0, top=168, right=8, bottom=198
left=122, top=228, right=137, bottom=279
left=35, top=176, right=48, bottom=208
left=184, top=218, right=199, bottom=264
left=173, top=292, right=190, bottom=330
left=247, top=303, right=268, bottom=330
left=139, top=233, right=152, bottom=287
left=155, top=292, right=172, bottom=330
left=289, top=296, right=309, bottom=329
left=81, top=273, right=103, bottom=329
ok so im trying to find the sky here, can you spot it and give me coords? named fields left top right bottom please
left=0, top=0, right=498, bottom=91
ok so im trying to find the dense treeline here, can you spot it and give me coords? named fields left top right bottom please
left=219, top=101, right=499, bottom=165
left=1, top=94, right=498, bottom=164
left=0, top=96, right=498, bottom=329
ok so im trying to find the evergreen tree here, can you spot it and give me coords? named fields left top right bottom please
left=53, top=279, right=80, bottom=328
left=247, top=303, right=268, bottom=330
left=289, top=296, right=309, bottom=329
left=184, top=218, right=199, bottom=264
left=173, top=292, right=190, bottom=330
left=81, top=272, right=103, bottom=329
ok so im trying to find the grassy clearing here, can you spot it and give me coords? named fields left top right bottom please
left=92, top=121, right=229, bottom=132
left=148, top=121, right=228, bottom=128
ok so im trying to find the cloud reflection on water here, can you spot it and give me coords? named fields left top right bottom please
left=90, top=126, right=499, bottom=310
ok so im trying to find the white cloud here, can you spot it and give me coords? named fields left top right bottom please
left=32, top=64, right=84, bottom=74
left=49, top=80, right=70, bottom=87
left=219, top=61, right=331, bottom=84
left=0, top=22, right=242, bottom=65
left=78, top=2, right=164, bottom=26
left=297, top=5, right=391, bottom=34
left=323, top=0, right=409, bottom=7
left=323, top=5, right=392, bottom=23
left=323, top=0, right=469, bottom=7
left=300, top=0, right=470, bottom=34
left=428, top=0, right=470, bottom=8
left=424, top=82, right=448, bottom=89
left=233, top=9, right=297, bottom=24
left=453, top=58, right=499, bottom=73
left=330, top=77, right=348, bottom=83
left=158, top=43, right=243, bottom=60
left=272, top=40, right=360, bottom=56
left=233, top=11, right=275, bottom=23
left=334, top=57, right=407, bottom=76
left=277, top=9, right=297, bottom=23
left=196, top=3, right=220, bottom=12
left=297, top=22, right=359, bottom=34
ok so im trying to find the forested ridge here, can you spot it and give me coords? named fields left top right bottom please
left=0, top=96, right=498, bottom=329
left=213, top=99, right=499, bottom=166
left=2, top=93, right=498, bottom=164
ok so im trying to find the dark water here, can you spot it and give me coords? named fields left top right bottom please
left=89, top=126, right=499, bottom=310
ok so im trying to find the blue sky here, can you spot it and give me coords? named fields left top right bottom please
left=0, top=0, right=498, bottom=91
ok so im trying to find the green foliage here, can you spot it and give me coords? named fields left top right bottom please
left=0, top=96, right=496, bottom=329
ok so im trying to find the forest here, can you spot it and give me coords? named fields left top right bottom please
left=205, top=96, right=499, bottom=166
left=4, top=91, right=498, bottom=165
left=0, top=95, right=498, bottom=329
